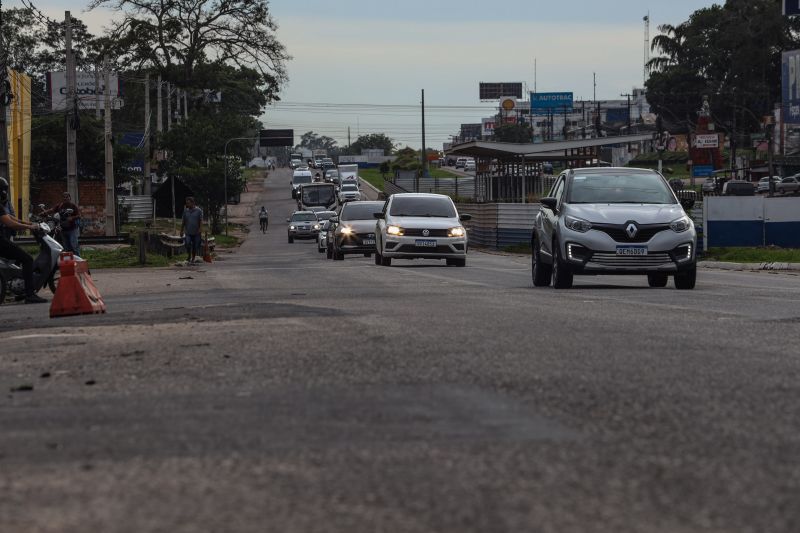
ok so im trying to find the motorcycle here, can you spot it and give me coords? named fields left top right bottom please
left=0, top=222, right=64, bottom=304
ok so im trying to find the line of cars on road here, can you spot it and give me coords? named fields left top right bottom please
left=284, top=166, right=700, bottom=289
left=701, top=175, right=800, bottom=195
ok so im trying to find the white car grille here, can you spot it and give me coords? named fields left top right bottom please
left=589, top=252, right=673, bottom=268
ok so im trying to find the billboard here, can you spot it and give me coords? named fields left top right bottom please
left=260, top=129, right=294, bottom=147
left=480, top=82, right=523, bottom=100
left=482, top=118, right=496, bottom=137
left=782, top=50, right=800, bottom=125
left=460, top=123, right=482, bottom=140
left=605, top=108, right=630, bottom=123
left=785, top=0, right=800, bottom=15
left=693, top=134, right=720, bottom=149
left=531, top=92, right=573, bottom=114
left=47, top=71, right=122, bottom=111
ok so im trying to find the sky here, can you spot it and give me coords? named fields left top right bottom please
left=13, top=0, right=720, bottom=148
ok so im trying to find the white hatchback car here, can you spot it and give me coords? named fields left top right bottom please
left=374, top=193, right=471, bottom=267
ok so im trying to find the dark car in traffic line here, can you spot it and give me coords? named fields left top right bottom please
left=326, top=201, right=384, bottom=260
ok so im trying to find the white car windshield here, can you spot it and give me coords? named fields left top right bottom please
left=568, top=173, right=676, bottom=205
left=340, top=203, right=383, bottom=221
left=389, top=197, right=457, bottom=218
left=342, top=184, right=358, bottom=191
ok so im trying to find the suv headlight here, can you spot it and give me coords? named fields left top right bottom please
left=387, top=225, right=404, bottom=236
left=564, top=215, right=592, bottom=233
left=670, top=216, right=691, bottom=233
left=339, top=226, right=354, bottom=235
left=289, top=225, right=296, bottom=230
left=448, top=226, right=465, bottom=238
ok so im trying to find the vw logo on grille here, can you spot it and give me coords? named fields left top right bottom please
left=422, top=229, right=430, bottom=237
left=626, top=223, right=639, bottom=239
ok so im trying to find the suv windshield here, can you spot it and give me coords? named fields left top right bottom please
left=568, top=173, right=676, bottom=205
left=341, top=184, right=358, bottom=191
left=291, top=213, right=317, bottom=222
left=390, top=196, right=457, bottom=218
left=340, top=202, right=383, bottom=221
left=293, top=175, right=312, bottom=184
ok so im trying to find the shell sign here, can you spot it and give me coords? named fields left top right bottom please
left=500, top=97, right=517, bottom=112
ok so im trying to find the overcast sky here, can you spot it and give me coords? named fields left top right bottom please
left=17, top=0, right=719, bottom=148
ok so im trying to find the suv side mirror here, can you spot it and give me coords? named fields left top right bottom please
left=459, top=214, right=472, bottom=222
left=541, top=197, right=558, bottom=211
left=374, top=212, right=385, bottom=219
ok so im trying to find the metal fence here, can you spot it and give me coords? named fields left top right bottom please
left=456, top=203, right=539, bottom=249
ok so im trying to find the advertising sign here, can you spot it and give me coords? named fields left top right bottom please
left=47, top=71, right=122, bottom=111
left=693, top=134, right=720, bottom=149
left=784, top=0, right=800, bottom=16
left=260, top=129, right=294, bottom=147
left=460, top=123, right=482, bottom=141
left=783, top=50, right=800, bottom=125
left=692, top=165, right=714, bottom=177
left=479, top=82, right=523, bottom=100
left=531, top=92, right=573, bottom=114
left=482, top=118, right=496, bottom=137
left=605, top=108, right=629, bottom=123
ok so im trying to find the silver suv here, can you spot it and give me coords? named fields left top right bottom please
left=531, top=168, right=697, bottom=290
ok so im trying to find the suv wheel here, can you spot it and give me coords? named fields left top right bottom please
left=532, top=238, right=552, bottom=287
left=288, top=235, right=294, bottom=244
left=380, top=254, right=392, bottom=266
left=552, top=241, right=573, bottom=289
left=374, top=251, right=382, bottom=265
left=334, top=249, right=344, bottom=261
left=674, top=267, right=697, bottom=290
left=647, top=273, right=668, bottom=287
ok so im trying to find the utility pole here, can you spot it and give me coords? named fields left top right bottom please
left=103, top=55, right=116, bottom=236
left=347, top=127, right=351, bottom=151
left=143, top=73, right=151, bottom=195
left=156, top=75, right=163, bottom=135
left=0, top=0, right=12, bottom=186
left=94, top=66, right=101, bottom=119
left=65, top=11, right=78, bottom=202
left=593, top=72, right=597, bottom=103
left=420, top=88, right=427, bottom=191
left=534, top=58, right=537, bottom=94
left=183, top=90, right=188, bottom=121
left=166, top=82, right=172, bottom=131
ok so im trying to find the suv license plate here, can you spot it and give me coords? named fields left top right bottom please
left=415, top=240, right=437, bottom=248
left=616, top=246, right=648, bottom=256
left=363, top=239, right=375, bottom=245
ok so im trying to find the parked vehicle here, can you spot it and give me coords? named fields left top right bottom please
left=455, top=157, right=467, bottom=168
left=531, top=168, right=697, bottom=290
left=702, top=178, right=718, bottom=194
left=338, top=183, right=361, bottom=203
left=0, top=222, right=63, bottom=303
left=286, top=211, right=320, bottom=243
left=777, top=176, right=800, bottom=195
left=374, top=193, right=470, bottom=267
left=327, top=201, right=384, bottom=260
left=299, top=182, right=337, bottom=211
left=291, top=170, right=313, bottom=199
left=464, top=160, right=476, bottom=172
left=723, top=180, right=755, bottom=196
left=756, top=176, right=781, bottom=194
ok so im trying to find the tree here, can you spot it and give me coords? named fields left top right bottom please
left=297, top=131, right=338, bottom=152
left=391, top=147, right=421, bottom=172
left=493, top=123, right=533, bottom=143
left=88, top=0, right=290, bottom=101
left=646, top=0, right=800, bottom=134
left=349, top=133, right=394, bottom=155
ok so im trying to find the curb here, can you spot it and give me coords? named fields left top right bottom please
left=699, top=261, right=800, bottom=271
left=358, top=178, right=382, bottom=201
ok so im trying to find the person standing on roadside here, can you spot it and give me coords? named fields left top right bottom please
left=180, top=197, right=204, bottom=264
left=42, top=191, right=81, bottom=255
left=258, top=206, right=269, bottom=233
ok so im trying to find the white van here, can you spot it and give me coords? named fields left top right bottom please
left=291, top=170, right=313, bottom=199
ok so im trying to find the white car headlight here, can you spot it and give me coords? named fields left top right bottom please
left=289, top=225, right=296, bottom=230
left=448, top=226, right=466, bottom=238
left=340, top=226, right=354, bottom=235
left=386, top=225, right=404, bottom=236
left=670, top=216, right=691, bottom=233
left=564, top=215, right=592, bottom=233
left=313, top=224, right=321, bottom=230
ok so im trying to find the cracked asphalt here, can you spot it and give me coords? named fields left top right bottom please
left=1, top=168, right=799, bottom=533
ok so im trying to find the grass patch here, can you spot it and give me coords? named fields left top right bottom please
left=212, top=234, right=240, bottom=248
left=358, top=168, right=387, bottom=191
left=78, top=246, right=173, bottom=268
left=502, top=243, right=532, bottom=254
left=704, top=247, right=800, bottom=263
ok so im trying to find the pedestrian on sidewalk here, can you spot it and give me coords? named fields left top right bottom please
left=258, top=206, right=269, bottom=233
left=180, top=197, right=204, bottom=264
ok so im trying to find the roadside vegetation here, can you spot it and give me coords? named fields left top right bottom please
left=704, top=247, right=800, bottom=263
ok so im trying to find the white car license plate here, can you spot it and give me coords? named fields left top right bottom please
left=616, top=246, right=648, bottom=256
left=415, top=240, right=437, bottom=248
left=363, top=239, right=375, bottom=245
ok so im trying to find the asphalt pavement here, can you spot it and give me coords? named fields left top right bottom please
left=1, top=168, right=800, bottom=533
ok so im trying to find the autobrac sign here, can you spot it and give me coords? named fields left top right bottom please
left=782, top=49, right=800, bottom=125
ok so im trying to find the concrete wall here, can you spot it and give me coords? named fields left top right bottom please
left=704, top=197, right=800, bottom=248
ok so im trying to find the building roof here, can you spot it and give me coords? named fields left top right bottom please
left=446, top=134, right=654, bottom=160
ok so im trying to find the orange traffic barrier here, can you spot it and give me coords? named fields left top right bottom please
left=50, top=252, right=106, bottom=318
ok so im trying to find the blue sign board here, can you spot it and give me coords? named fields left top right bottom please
left=531, top=92, right=574, bottom=114
left=605, top=108, right=629, bottom=123
left=692, top=165, right=714, bottom=178
left=785, top=1, right=800, bottom=16
left=783, top=50, right=800, bottom=125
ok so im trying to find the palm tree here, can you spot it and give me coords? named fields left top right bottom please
left=648, top=23, right=687, bottom=72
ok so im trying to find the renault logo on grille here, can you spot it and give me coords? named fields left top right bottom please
left=626, top=223, right=639, bottom=238
left=422, top=229, right=430, bottom=237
